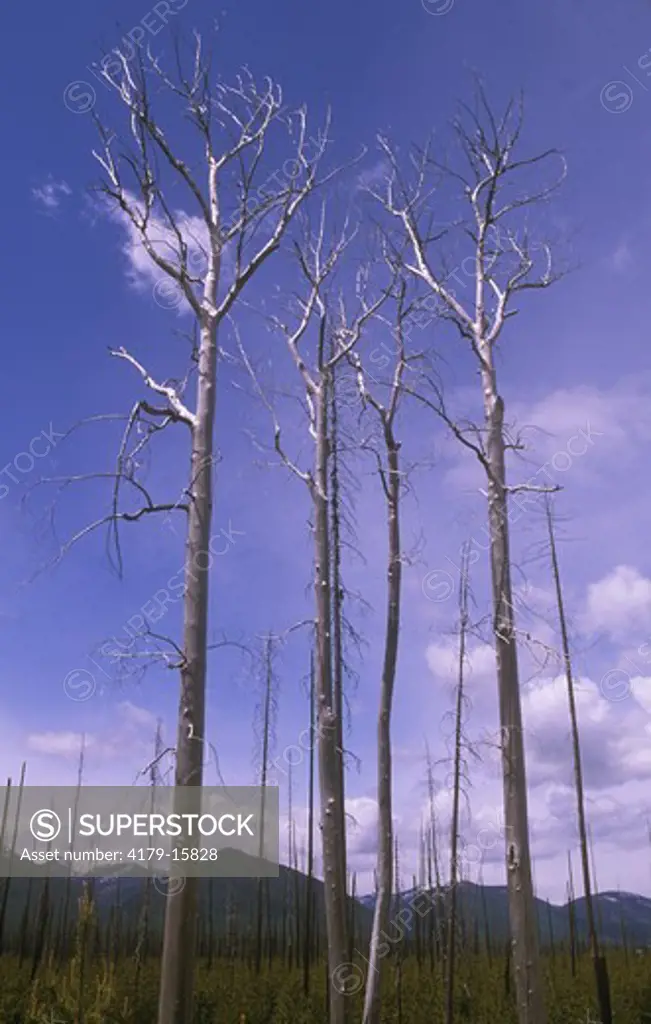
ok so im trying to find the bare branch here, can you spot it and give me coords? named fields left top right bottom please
left=110, top=346, right=197, bottom=428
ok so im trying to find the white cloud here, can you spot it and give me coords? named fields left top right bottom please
left=27, top=731, right=90, bottom=756
left=22, top=702, right=162, bottom=774
left=31, top=179, right=71, bottom=211
left=523, top=672, right=651, bottom=791
left=118, top=700, right=158, bottom=731
left=355, top=157, right=391, bottom=191
left=629, top=676, right=651, bottom=715
left=426, top=641, right=495, bottom=686
left=101, top=189, right=243, bottom=316
left=582, top=565, right=651, bottom=642
left=442, top=378, right=651, bottom=494
left=103, top=192, right=209, bottom=315
left=510, top=380, right=651, bottom=464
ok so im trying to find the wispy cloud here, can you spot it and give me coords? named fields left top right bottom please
left=31, top=178, right=72, bottom=212
left=610, top=240, right=633, bottom=274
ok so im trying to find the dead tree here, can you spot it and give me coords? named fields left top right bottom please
left=0, top=765, right=26, bottom=956
left=344, top=286, right=407, bottom=1024
left=545, top=497, right=612, bottom=1024
left=238, top=209, right=386, bottom=1024
left=369, top=84, right=566, bottom=1024
left=445, top=548, right=471, bottom=1024
left=567, top=853, right=577, bottom=977
left=254, top=636, right=278, bottom=975
left=26, top=33, right=331, bottom=1024
left=329, top=357, right=348, bottom=899
left=304, top=647, right=316, bottom=995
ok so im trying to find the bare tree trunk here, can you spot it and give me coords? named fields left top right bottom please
left=293, top=815, right=301, bottom=969
left=256, top=636, right=275, bottom=975
left=425, top=828, right=435, bottom=971
left=0, top=775, right=13, bottom=956
left=445, top=551, right=470, bottom=1024
left=483, top=376, right=545, bottom=1024
left=330, top=362, right=348, bottom=904
left=362, top=392, right=403, bottom=1024
left=30, top=874, right=49, bottom=983
left=244, top=218, right=384, bottom=1024
left=545, top=499, right=612, bottom=1024
left=0, top=765, right=27, bottom=958
left=425, top=747, right=443, bottom=960
left=84, top=49, right=329, bottom=1023
left=304, top=648, right=316, bottom=996
left=314, top=375, right=349, bottom=1024
left=287, top=758, right=295, bottom=971
left=158, top=298, right=218, bottom=1024
left=567, top=854, right=577, bottom=978
left=480, top=873, right=492, bottom=966
left=372, top=89, right=565, bottom=1024
left=135, top=722, right=163, bottom=996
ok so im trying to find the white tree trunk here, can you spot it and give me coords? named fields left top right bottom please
left=157, top=308, right=218, bottom=1024
left=314, top=378, right=349, bottom=1024
left=362, top=434, right=401, bottom=1024
left=482, top=358, right=546, bottom=1024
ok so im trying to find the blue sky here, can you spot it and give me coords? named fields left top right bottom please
left=2, top=0, right=651, bottom=902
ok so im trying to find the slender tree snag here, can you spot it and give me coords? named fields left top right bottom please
left=445, top=546, right=470, bottom=1024
left=329, top=358, right=348, bottom=922
left=567, top=853, right=577, bottom=976
left=587, top=825, right=605, bottom=943
left=351, top=292, right=406, bottom=1024
left=0, top=766, right=25, bottom=957
left=370, top=84, right=566, bottom=1024
left=304, top=648, right=316, bottom=995
left=83, top=36, right=331, bottom=1024
left=545, top=497, right=612, bottom=1024
left=314, top=358, right=350, bottom=1024
left=255, top=636, right=277, bottom=975
left=237, top=212, right=387, bottom=1024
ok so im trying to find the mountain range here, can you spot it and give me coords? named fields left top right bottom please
left=2, top=852, right=651, bottom=949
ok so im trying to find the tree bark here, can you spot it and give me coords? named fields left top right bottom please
left=445, top=553, right=469, bottom=1024
left=157, top=301, right=218, bottom=1024
left=362, top=432, right=402, bottom=1024
left=482, top=358, right=546, bottom=1024
left=256, top=637, right=274, bottom=975
left=314, top=376, right=349, bottom=1024
left=304, top=648, right=316, bottom=995
left=330, top=363, right=349, bottom=919
left=546, top=500, right=612, bottom=1024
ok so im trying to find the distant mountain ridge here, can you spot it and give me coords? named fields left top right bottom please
left=359, top=881, right=651, bottom=948
left=2, top=851, right=650, bottom=949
